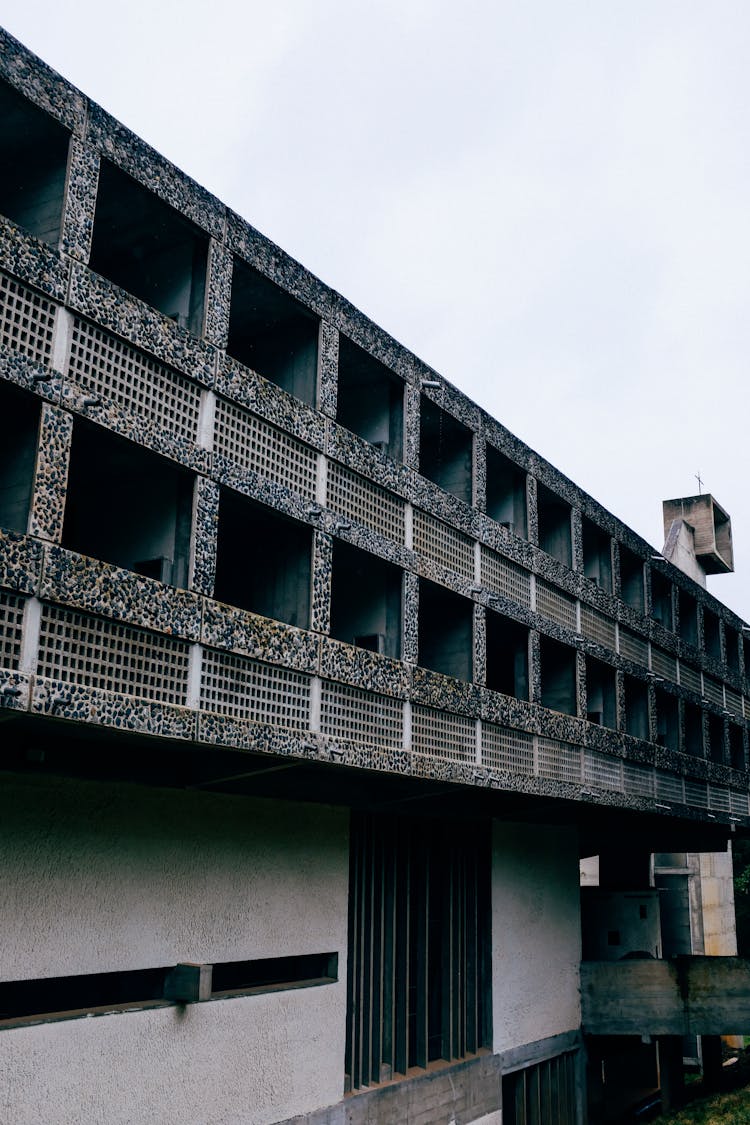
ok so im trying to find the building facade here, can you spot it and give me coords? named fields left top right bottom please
left=0, top=28, right=749, bottom=1124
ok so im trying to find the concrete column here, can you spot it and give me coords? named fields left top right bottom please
left=28, top=403, right=73, bottom=543
left=60, top=140, right=99, bottom=263
left=317, top=321, right=338, bottom=420
left=657, top=1036, right=685, bottom=1113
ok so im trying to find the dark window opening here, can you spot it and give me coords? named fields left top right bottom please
left=707, top=713, right=725, bottom=765
left=227, top=258, right=318, bottom=406
left=537, top=483, right=572, bottom=569
left=619, top=546, right=644, bottom=613
left=418, top=578, right=473, bottom=682
left=582, top=517, right=612, bottom=593
left=725, top=627, right=740, bottom=674
left=502, top=1052, right=578, bottom=1125
left=89, top=161, right=208, bottom=336
left=346, top=812, right=491, bottom=1091
left=639, top=905, right=648, bottom=920
left=0, top=79, right=69, bottom=246
left=655, top=688, right=679, bottom=752
left=703, top=611, right=721, bottom=662
left=419, top=397, right=473, bottom=505
left=211, top=952, right=337, bottom=996
left=486, top=446, right=527, bottom=538
left=684, top=701, right=703, bottom=757
left=586, top=657, right=617, bottom=729
left=651, top=570, right=673, bottom=630
left=729, top=725, right=745, bottom=771
left=336, top=335, right=403, bottom=460
left=330, top=541, right=402, bottom=659
left=486, top=613, right=529, bottom=700
left=679, top=590, right=698, bottom=648
left=607, top=930, right=621, bottom=946
left=539, top=635, right=577, bottom=716
left=0, top=952, right=336, bottom=1028
left=62, top=420, right=193, bottom=587
left=624, top=675, right=648, bottom=740
left=0, top=382, right=40, bottom=534
left=214, top=488, right=312, bottom=628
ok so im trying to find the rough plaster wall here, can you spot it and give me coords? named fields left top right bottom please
left=492, top=821, right=581, bottom=1054
left=0, top=986, right=343, bottom=1125
left=0, top=775, right=349, bottom=1123
left=0, top=774, right=348, bottom=976
left=699, top=846, right=738, bottom=956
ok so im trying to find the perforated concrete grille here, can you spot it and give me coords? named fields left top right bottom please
left=320, top=681, right=403, bottom=748
left=200, top=648, right=310, bottom=729
left=535, top=580, right=576, bottom=631
left=623, top=762, right=655, bottom=798
left=481, top=723, right=534, bottom=774
left=709, top=785, right=730, bottom=813
left=703, top=676, right=725, bottom=708
left=580, top=605, right=616, bottom=649
left=213, top=398, right=318, bottom=499
left=326, top=462, right=405, bottom=543
left=655, top=772, right=685, bottom=804
left=685, top=780, right=709, bottom=808
left=0, top=591, right=25, bottom=670
left=480, top=547, right=531, bottom=607
left=725, top=687, right=742, bottom=716
left=619, top=628, right=648, bottom=666
left=68, top=319, right=201, bottom=441
left=412, top=510, right=474, bottom=580
left=731, top=790, right=750, bottom=816
left=584, top=750, right=624, bottom=793
left=537, top=738, right=581, bottom=783
left=37, top=605, right=190, bottom=703
left=651, top=647, right=678, bottom=681
left=680, top=664, right=702, bottom=695
left=411, top=705, right=477, bottom=762
left=0, top=271, right=56, bottom=365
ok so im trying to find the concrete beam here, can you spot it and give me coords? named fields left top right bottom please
left=581, top=956, right=750, bottom=1037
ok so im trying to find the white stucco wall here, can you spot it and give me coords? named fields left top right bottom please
left=492, top=821, right=582, bottom=1054
left=0, top=773, right=349, bottom=1124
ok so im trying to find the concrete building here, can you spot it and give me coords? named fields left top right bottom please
left=0, top=27, right=749, bottom=1124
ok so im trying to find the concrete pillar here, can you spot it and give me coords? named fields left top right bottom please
left=658, top=1036, right=685, bottom=1113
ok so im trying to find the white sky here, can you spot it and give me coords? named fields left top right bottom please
left=4, top=1, right=750, bottom=621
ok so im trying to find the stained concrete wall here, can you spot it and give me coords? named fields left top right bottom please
left=492, top=821, right=582, bottom=1054
left=0, top=774, right=349, bottom=1124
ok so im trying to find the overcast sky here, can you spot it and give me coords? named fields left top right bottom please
left=4, top=2, right=749, bottom=620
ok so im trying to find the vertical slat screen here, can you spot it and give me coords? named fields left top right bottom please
left=346, top=813, right=491, bottom=1091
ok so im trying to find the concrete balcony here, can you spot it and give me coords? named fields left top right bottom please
left=581, top=956, right=750, bottom=1037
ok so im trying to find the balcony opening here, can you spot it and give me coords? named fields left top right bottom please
left=89, top=161, right=208, bottom=336
left=582, top=517, right=612, bottom=592
left=655, top=688, right=679, bottom=752
left=62, top=420, right=193, bottom=587
left=707, top=712, right=724, bottom=765
left=623, top=675, right=648, bottom=740
left=725, top=627, right=740, bottom=673
left=418, top=578, right=473, bottom=681
left=703, top=610, right=721, bottom=662
left=214, top=489, right=311, bottom=628
left=0, top=79, right=69, bottom=247
left=651, top=570, right=673, bottom=630
left=586, top=656, right=617, bottom=728
left=678, top=590, right=698, bottom=647
left=336, top=336, right=403, bottom=460
left=486, top=446, right=527, bottom=538
left=684, top=701, right=703, bottom=757
left=744, top=635, right=750, bottom=680
left=729, top=724, right=745, bottom=770
left=539, top=635, right=577, bottom=716
left=0, top=382, right=40, bottom=534
left=330, top=541, right=402, bottom=659
left=227, top=258, right=318, bottom=406
left=419, top=398, right=473, bottom=505
left=619, top=545, right=644, bottom=612
left=486, top=612, right=528, bottom=699
left=536, top=483, right=571, bottom=568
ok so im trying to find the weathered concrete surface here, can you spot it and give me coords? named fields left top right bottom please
left=581, top=956, right=750, bottom=1036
